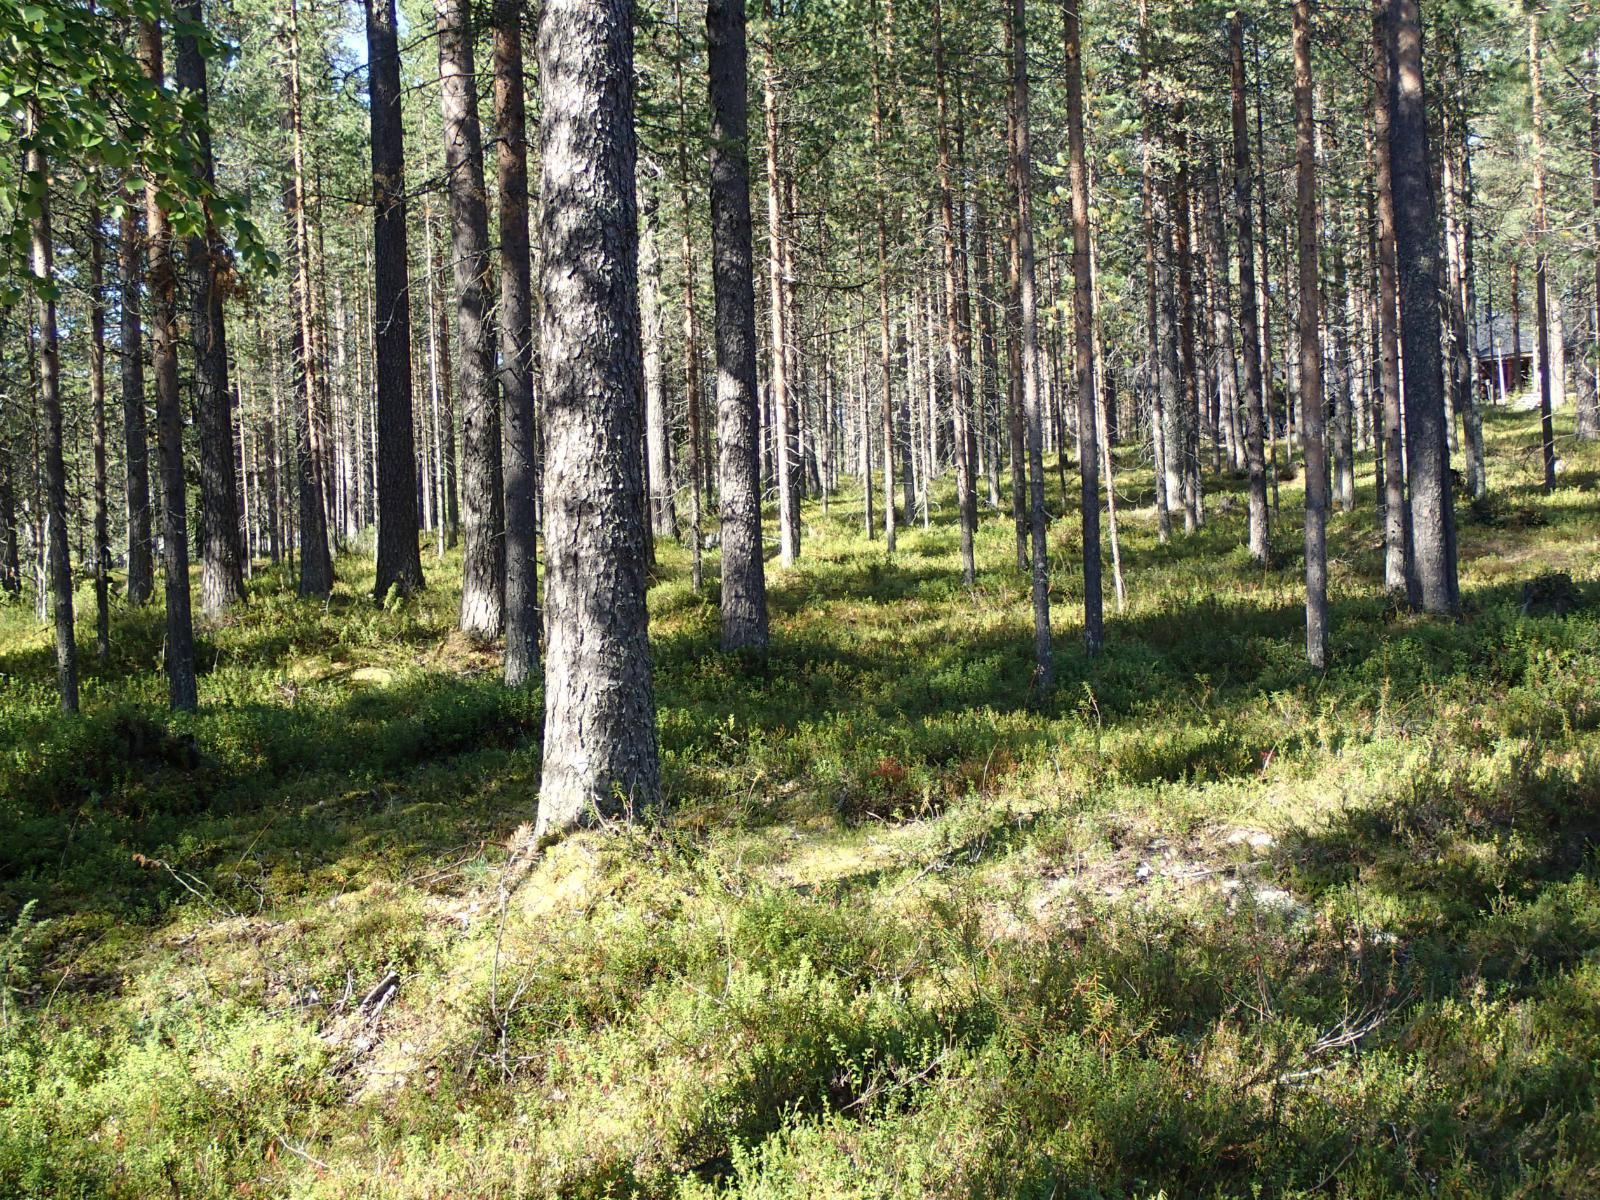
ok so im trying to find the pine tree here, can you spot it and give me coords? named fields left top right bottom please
left=535, top=0, right=661, bottom=839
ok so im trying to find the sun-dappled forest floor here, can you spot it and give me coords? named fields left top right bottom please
left=5, top=404, right=1600, bottom=1198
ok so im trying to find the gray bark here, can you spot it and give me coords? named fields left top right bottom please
left=1372, top=0, right=1414, bottom=596
left=707, top=0, right=769, bottom=652
left=176, top=1, right=246, bottom=616
left=640, top=180, right=676, bottom=542
left=535, top=0, right=660, bottom=838
left=1392, top=0, right=1459, bottom=612
left=496, top=0, right=539, bottom=685
left=439, top=0, right=506, bottom=639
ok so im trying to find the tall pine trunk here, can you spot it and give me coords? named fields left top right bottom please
left=1011, top=0, right=1052, bottom=689
left=641, top=183, right=676, bottom=543
left=707, top=0, right=769, bottom=652
left=1294, top=0, right=1329, bottom=668
left=1063, top=0, right=1102, bottom=653
left=439, top=0, right=506, bottom=639
left=142, top=21, right=198, bottom=708
left=176, top=0, right=246, bottom=616
left=762, top=4, right=800, bottom=568
left=1391, top=0, right=1458, bottom=612
left=88, top=196, right=111, bottom=661
left=285, top=0, right=334, bottom=597
left=119, top=194, right=154, bottom=606
left=933, top=0, right=976, bottom=587
left=535, top=0, right=660, bottom=838
left=872, top=11, right=895, bottom=550
left=1372, top=0, right=1414, bottom=596
left=671, top=0, right=706, bottom=588
left=1529, top=11, right=1557, bottom=493
left=496, top=0, right=539, bottom=685
left=1004, top=33, right=1028, bottom=571
left=367, top=0, right=425, bottom=601
left=26, top=102, right=78, bottom=712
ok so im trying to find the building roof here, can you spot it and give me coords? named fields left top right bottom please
left=1475, top=313, right=1533, bottom=360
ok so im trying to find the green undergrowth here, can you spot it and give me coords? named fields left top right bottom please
left=3, top=405, right=1600, bottom=1197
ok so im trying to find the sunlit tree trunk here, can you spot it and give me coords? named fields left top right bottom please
left=707, top=0, right=769, bottom=652
left=535, top=0, right=660, bottom=838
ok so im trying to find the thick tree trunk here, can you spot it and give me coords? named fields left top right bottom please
left=26, top=104, right=78, bottom=711
left=176, top=1, right=246, bottom=617
left=1294, top=0, right=1329, bottom=668
left=1011, top=0, right=1052, bottom=689
left=141, top=23, right=198, bottom=708
left=535, top=0, right=660, bottom=838
left=1063, top=0, right=1102, bottom=653
left=707, top=0, right=769, bottom=652
left=1391, top=0, right=1458, bottom=612
left=368, top=0, right=425, bottom=602
left=439, top=0, right=506, bottom=639
left=119, top=196, right=154, bottom=606
left=495, top=0, right=539, bottom=685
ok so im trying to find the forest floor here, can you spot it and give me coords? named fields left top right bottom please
left=4, top=404, right=1600, bottom=1198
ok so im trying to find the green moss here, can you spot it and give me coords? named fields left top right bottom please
left=3, top=407, right=1600, bottom=1196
